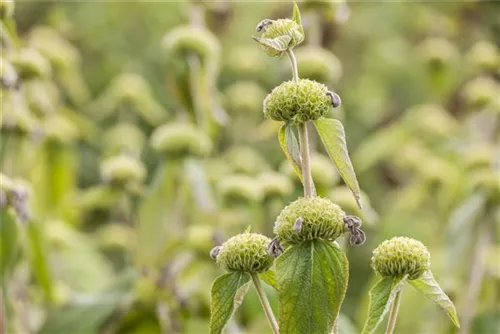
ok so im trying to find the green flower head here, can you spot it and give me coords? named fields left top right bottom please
left=371, top=237, right=430, bottom=280
left=150, top=122, right=212, bottom=158
left=162, top=25, right=220, bottom=63
left=253, top=4, right=304, bottom=58
left=218, top=175, right=264, bottom=204
left=214, top=233, right=274, bottom=273
left=264, top=79, right=332, bottom=124
left=274, top=197, right=346, bottom=245
left=100, top=155, right=146, bottom=186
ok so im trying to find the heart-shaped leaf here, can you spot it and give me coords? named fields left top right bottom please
left=276, top=240, right=349, bottom=334
left=362, top=276, right=407, bottom=334
left=259, top=269, right=278, bottom=291
left=210, top=272, right=251, bottom=334
left=279, top=124, right=303, bottom=182
left=313, top=118, right=362, bottom=209
left=409, top=270, right=460, bottom=328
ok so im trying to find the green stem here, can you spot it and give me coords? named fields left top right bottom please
left=298, top=122, right=314, bottom=198
left=385, top=289, right=402, bottom=334
left=251, top=273, right=279, bottom=334
left=286, top=49, right=299, bottom=82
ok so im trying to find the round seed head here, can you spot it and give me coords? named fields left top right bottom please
left=225, top=146, right=269, bottom=176
left=258, top=171, right=293, bottom=199
left=295, top=47, right=342, bottom=84
left=150, top=122, right=212, bottom=158
left=264, top=79, right=332, bottom=124
left=100, top=155, right=146, bottom=186
left=419, top=37, right=458, bottom=66
left=224, top=81, right=267, bottom=115
left=274, top=197, right=346, bottom=245
left=162, top=25, right=220, bottom=63
left=215, top=232, right=274, bottom=273
left=466, top=41, right=499, bottom=72
left=463, top=76, right=500, bottom=109
left=218, top=175, right=264, bottom=204
left=103, top=123, right=146, bottom=157
left=43, top=114, right=79, bottom=143
left=371, top=236, right=430, bottom=280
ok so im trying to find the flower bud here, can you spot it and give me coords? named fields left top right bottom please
left=274, top=197, right=346, bottom=245
left=150, top=122, right=212, bottom=158
left=371, top=237, right=430, bottom=280
left=0, top=0, right=14, bottom=19
left=162, top=25, right=220, bottom=63
left=466, top=41, right=499, bottom=72
left=11, top=48, right=52, bottom=80
left=264, top=79, right=332, bottom=124
left=254, top=19, right=304, bottom=57
left=463, top=77, right=500, bottom=109
left=258, top=171, right=293, bottom=199
left=295, top=47, right=342, bottom=84
left=100, top=155, right=146, bottom=187
left=218, top=175, right=263, bottom=204
left=215, top=232, right=274, bottom=273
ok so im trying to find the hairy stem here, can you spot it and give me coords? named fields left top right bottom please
left=298, top=122, right=314, bottom=198
left=286, top=49, right=299, bottom=82
left=251, top=273, right=279, bottom=334
left=385, top=289, right=402, bottom=334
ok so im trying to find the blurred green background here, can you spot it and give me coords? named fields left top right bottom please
left=1, top=1, right=499, bottom=333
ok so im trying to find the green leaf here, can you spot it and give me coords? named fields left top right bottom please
left=362, top=276, right=407, bottom=334
left=276, top=240, right=348, bottom=334
left=252, top=35, right=292, bottom=56
left=210, top=272, right=251, bottom=334
left=409, top=270, right=460, bottom=328
left=292, top=2, right=304, bottom=35
left=0, top=208, right=19, bottom=282
left=313, top=118, right=362, bottom=209
left=259, top=269, right=278, bottom=290
left=279, top=124, right=303, bottom=182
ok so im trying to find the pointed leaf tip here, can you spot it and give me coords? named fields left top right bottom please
left=313, top=118, right=362, bottom=209
left=409, top=270, right=460, bottom=328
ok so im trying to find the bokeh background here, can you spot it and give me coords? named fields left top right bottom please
left=1, top=1, right=499, bottom=333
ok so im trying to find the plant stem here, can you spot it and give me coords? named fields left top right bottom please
left=298, top=122, right=314, bottom=198
left=286, top=49, right=299, bottom=82
left=385, top=289, right=402, bottom=334
left=251, top=273, right=279, bottom=334
left=459, top=220, right=489, bottom=334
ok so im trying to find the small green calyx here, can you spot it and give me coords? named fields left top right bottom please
left=372, top=236, right=431, bottom=280
left=274, top=197, right=346, bottom=245
left=264, top=79, right=333, bottom=124
left=213, top=233, right=274, bottom=273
